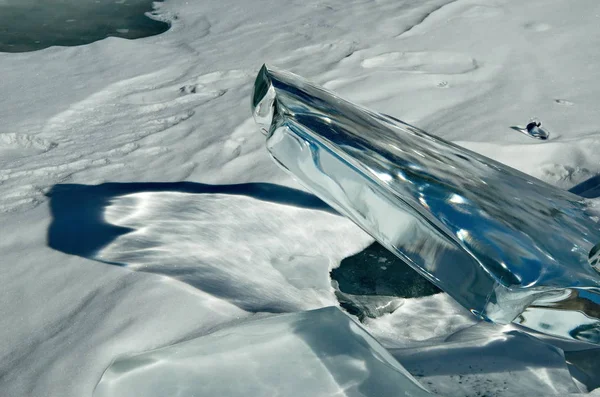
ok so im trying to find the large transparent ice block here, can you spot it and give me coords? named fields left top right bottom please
left=251, top=64, right=600, bottom=345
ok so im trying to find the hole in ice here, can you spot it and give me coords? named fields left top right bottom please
left=331, top=242, right=440, bottom=319
left=554, top=98, right=574, bottom=106
left=332, top=242, right=440, bottom=298
left=0, top=0, right=169, bottom=53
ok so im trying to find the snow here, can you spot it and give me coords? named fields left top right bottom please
left=1, top=0, right=600, bottom=396
left=49, top=183, right=368, bottom=312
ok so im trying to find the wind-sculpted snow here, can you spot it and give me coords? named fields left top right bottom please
left=252, top=65, right=600, bottom=345
left=47, top=182, right=369, bottom=314
left=94, top=307, right=434, bottom=397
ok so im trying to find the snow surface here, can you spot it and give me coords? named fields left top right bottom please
left=1, top=0, right=600, bottom=396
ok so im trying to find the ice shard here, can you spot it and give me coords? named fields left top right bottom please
left=251, top=64, right=600, bottom=345
left=510, top=118, right=550, bottom=140
left=94, top=307, right=434, bottom=397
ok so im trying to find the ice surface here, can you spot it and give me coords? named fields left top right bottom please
left=391, top=322, right=580, bottom=397
left=0, top=0, right=169, bottom=52
left=252, top=64, right=600, bottom=345
left=3, top=0, right=600, bottom=395
left=94, top=307, right=433, bottom=397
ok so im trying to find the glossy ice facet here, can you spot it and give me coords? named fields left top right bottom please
left=252, top=64, right=600, bottom=345
left=94, top=307, right=433, bottom=397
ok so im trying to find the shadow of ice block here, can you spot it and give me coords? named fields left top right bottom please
left=93, top=307, right=433, bottom=397
left=251, top=64, right=600, bottom=345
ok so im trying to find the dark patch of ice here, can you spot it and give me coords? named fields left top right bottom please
left=0, top=0, right=169, bottom=53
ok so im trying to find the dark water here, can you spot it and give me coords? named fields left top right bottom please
left=0, top=0, right=170, bottom=53
left=332, top=242, right=440, bottom=319
left=332, top=242, right=440, bottom=299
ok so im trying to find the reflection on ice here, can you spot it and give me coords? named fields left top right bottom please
left=94, top=307, right=433, bottom=397
left=252, top=64, right=600, bottom=345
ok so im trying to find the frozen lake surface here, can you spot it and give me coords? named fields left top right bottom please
left=0, top=0, right=169, bottom=52
left=1, top=0, right=600, bottom=396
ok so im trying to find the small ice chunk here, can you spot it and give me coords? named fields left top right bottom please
left=525, top=117, right=549, bottom=139
left=510, top=117, right=550, bottom=140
